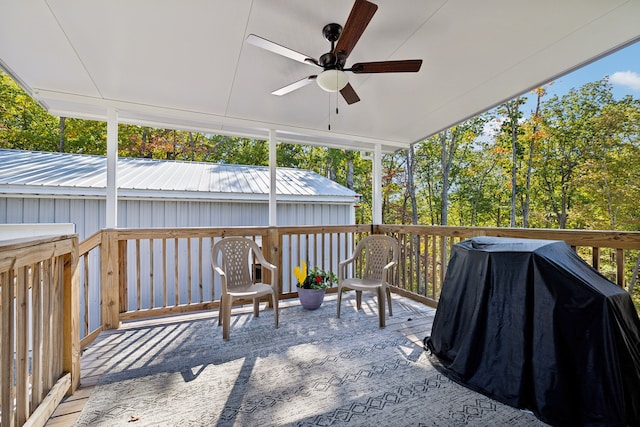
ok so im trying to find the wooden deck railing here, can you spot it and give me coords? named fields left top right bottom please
left=0, top=235, right=80, bottom=427
left=377, top=225, right=640, bottom=308
left=74, top=225, right=640, bottom=348
left=78, top=225, right=370, bottom=341
left=3, top=225, right=640, bottom=425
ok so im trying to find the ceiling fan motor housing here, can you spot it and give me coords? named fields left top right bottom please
left=322, top=23, right=342, bottom=43
left=321, top=23, right=344, bottom=69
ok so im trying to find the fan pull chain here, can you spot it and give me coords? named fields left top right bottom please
left=328, top=87, right=339, bottom=131
left=328, top=93, right=331, bottom=131
left=336, top=73, right=340, bottom=116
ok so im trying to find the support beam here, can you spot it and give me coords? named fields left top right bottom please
left=373, top=143, right=382, bottom=224
left=106, top=108, right=118, bottom=228
left=269, top=129, right=277, bottom=226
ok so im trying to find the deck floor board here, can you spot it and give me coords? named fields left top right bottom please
left=46, top=293, right=435, bottom=426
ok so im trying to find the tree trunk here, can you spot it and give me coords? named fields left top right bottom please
left=58, top=116, right=66, bottom=152
left=523, top=91, right=543, bottom=228
left=188, top=132, right=195, bottom=161
left=440, top=131, right=449, bottom=226
left=141, top=129, right=149, bottom=157
left=407, top=146, right=418, bottom=225
left=346, top=151, right=354, bottom=190
left=504, top=99, right=520, bottom=228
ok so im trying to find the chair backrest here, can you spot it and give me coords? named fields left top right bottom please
left=212, top=237, right=261, bottom=291
left=354, top=235, right=399, bottom=282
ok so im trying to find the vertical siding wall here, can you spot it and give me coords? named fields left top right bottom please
left=0, top=197, right=355, bottom=240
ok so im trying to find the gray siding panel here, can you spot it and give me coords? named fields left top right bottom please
left=1, top=198, right=354, bottom=240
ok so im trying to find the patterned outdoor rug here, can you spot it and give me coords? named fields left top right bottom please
left=75, top=295, right=548, bottom=426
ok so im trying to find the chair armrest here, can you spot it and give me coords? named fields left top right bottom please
left=339, top=253, right=358, bottom=270
left=213, top=265, right=226, bottom=277
left=212, top=265, right=228, bottom=293
left=259, top=260, right=277, bottom=272
left=382, top=261, right=397, bottom=284
left=253, top=247, right=276, bottom=271
left=338, top=256, right=357, bottom=282
left=382, top=260, right=396, bottom=271
left=252, top=249, right=278, bottom=290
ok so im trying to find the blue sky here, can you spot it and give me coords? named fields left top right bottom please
left=519, top=40, right=640, bottom=115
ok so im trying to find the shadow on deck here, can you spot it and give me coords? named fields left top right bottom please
left=46, top=293, right=547, bottom=426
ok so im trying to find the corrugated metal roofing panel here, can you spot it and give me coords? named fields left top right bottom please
left=0, top=149, right=357, bottom=201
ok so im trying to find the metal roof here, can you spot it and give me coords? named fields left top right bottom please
left=1, top=1, right=639, bottom=153
left=0, top=149, right=357, bottom=203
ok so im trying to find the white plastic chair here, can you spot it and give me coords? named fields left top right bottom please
left=211, top=237, right=279, bottom=340
left=337, top=234, right=398, bottom=327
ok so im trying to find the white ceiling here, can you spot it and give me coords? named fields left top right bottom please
left=1, top=0, right=639, bottom=153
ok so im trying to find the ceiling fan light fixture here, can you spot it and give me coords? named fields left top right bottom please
left=316, top=69, right=349, bottom=92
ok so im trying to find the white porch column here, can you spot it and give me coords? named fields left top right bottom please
left=372, top=143, right=382, bottom=224
left=106, top=108, right=118, bottom=228
left=269, top=129, right=277, bottom=226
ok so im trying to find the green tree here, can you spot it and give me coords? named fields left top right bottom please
left=496, top=96, right=526, bottom=227
left=536, top=79, right=615, bottom=228
left=0, top=70, right=59, bottom=150
left=574, top=96, right=640, bottom=230
left=521, top=87, right=548, bottom=227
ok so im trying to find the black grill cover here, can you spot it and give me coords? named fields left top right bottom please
left=425, top=237, right=640, bottom=426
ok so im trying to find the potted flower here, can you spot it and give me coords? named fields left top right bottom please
left=294, top=261, right=337, bottom=310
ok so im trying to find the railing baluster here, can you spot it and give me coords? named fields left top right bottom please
left=593, top=247, right=601, bottom=270
left=136, top=239, right=141, bottom=310
left=198, top=237, right=204, bottom=303
left=83, top=253, right=90, bottom=336
left=43, top=258, right=53, bottom=392
left=174, top=238, right=180, bottom=306
left=617, top=248, right=625, bottom=287
left=162, top=238, right=168, bottom=308
left=32, top=261, right=44, bottom=407
left=1, top=267, right=16, bottom=427
left=187, top=238, right=192, bottom=304
left=150, top=239, right=155, bottom=309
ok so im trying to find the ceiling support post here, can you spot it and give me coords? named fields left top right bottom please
left=106, top=107, right=118, bottom=228
left=372, top=143, right=382, bottom=225
left=269, top=129, right=277, bottom=226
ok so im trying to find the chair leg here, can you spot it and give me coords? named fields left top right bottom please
left=218, top=296, right=225, bottom=327
left=336, top=286, right=342, bottom=318
left=377, top=287, right=386, bottom=328
left=223, top=295, right=232, bottom=341
left=253, top=297, right=260, bottom=317
left=386, top=287, right=393, bottom=317
left=356, top=290, right=362, bottom=310
left=272, top=292, right=279, bottom=328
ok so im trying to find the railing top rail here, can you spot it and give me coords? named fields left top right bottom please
left=0, top=233, right=77, bottom=250
left=276, top=224, right=372, bottom=234
left=79, top=229, right=102, bottom=256
left=109, top=226, right=273, bottom=240
left=376, top=225, right=640, bottom=249
left=0, top=234, right=78, bottom=272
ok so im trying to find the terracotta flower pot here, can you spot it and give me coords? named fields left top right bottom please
left=296, top=286, right=326, bottom=310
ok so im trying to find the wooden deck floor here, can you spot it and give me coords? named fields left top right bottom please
left=45, top=294, right=434, bottom=426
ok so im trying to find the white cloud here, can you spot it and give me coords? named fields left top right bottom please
left=610, top=70, right=640, bottom=91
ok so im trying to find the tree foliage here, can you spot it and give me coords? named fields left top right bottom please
left=2, top=70, right=640, bottom=233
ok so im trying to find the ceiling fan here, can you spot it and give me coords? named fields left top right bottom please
left=246, top=0, right=422, bottom=105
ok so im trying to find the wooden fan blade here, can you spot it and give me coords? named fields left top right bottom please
left=246, top=34, right=319, bottom=66
left=272, top=76, right=317, bottom=96
left=340, top=83, right=361, bottom=105
left=333, top=0, right=378, bottom=60
left=350, top=60, right=423, bottom=73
